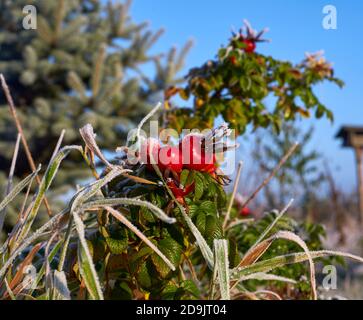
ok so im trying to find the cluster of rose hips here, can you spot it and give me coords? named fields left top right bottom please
left=140, top=133, right=218, bottom=200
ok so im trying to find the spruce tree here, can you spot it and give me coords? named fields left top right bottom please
left=0, top=0, right=190, bottom=198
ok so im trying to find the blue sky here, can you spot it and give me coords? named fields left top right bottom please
left=130, top=0, right=363, bottom=190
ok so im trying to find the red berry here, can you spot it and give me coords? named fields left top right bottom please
left=240, top=207, right=251, bottom=216
left=158, top=145, right=183, bottom=173
left=180, top=135, right=216, bottom=173
left=242, top=39, right=256, bottom=53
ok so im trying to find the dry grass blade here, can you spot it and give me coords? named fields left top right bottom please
left=17, top=146, right=82, bottom=243
left=230, top=249, right=363, bottom=298
left=0, top=209, right=67, bottom=279
left=236, top=272, right=296, bottom=284
left=0, top=134, right=22, bottom=232
left=237, top=199, right=294, bottom=268
left=44, top=232, right=59, bottom=296
left=104, top=206, right=176, bottom=271
left=232, top=230, right=317, bottom=299
left=231, top=291, right=259, bottom=300
left=255, top=290, right=283, bottom=300
left=28, top=240, right=62, bottom=296
left=0, top=73, right=52, bottom=216
left=238, top=239, right=274, bottom=268
left=120, top=173, right=157, bottom=185
left=73, top=211, right=104, bottom=300
left=3, top=278, right=16, bottom=300
left=223, top=161, right=243, bottom=230
left=240, top=142, right=299, bottom=209
left=5, top=243, right=43, bottom=298
left=213, top=239, right=230, bottom=300
left=181, top=207, right=214, bottom=269
left=0, top=166, right=41, bottom=215
left=136, top=102, right=161, bottom=144
left=236, top=250, right=363, bottom=278
left=52, top=270, right=71, bottom=300
left=70, top=167, right=127, bottom=212
left=57, top=218, right=74, bottom=272
left=225, top=218, right=254, bottom=231
left=269, top=230, right=317, bottom=300
left=252, top=199, right=294, bottom=246
left=82, top=197, right=176, bottom=224
left=230, top=239, right=274, bottom=292
left=4, top=133, right=20, bottom=193
left=50, top=129, right=66, bottom=162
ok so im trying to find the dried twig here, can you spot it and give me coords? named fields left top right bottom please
left=223, top=161, right=243, bottom=230
left=240, top=142, right=299, bottom=209
left=0, top=134, right=21, bottom=232
left=0, top=74, right=52, bottom=216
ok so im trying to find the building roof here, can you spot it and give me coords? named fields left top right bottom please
left=336, top=126, right=363, bottom=147
left=336, top=126, right=363, bottom=138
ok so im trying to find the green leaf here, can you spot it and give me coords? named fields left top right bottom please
left=161, top=282, right=179, bottom=300
left=193, top=174, right=204, bottom=201
left=180, top=280, right=200, bottom=299
left=228, top=239, right=240, bottom=268
left=136, top=260, right=153, bottom=289
left=194, top=210, right=206, bottom=235
left=105, top=230, right=128, bottom=255
left=151, top=237, right=182, bottom=278
left=180, top=169, right=190, bottom=186
left=200, top=201, right=217, bottom=214
left=188, top=204, right=199, bottom=218
left=130, top=246, right=153, bottom=266
left=240, top=76, right=252, bottom=91
left=161, top=280, right=200, bottom=300
left=315, top=105, right=325, bottom=119
left=205, top=215, right=223, bottom=243
left=141, top=206, right=157, bottom=223
left=72, top=203, right=103, bottom=300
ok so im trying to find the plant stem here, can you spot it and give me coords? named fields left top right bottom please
left=223, top=161, right=243, bottom=231
left=0, top=74, right=52, bottom=216
left=240, top=142, right=299, bottom=209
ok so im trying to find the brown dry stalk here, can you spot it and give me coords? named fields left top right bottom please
left=240, top=142, right=299, bottom=209
left=222, top=161, right=243, bottom=230
left=0, top=74, right=52, bottom=216
left=7, top=242, right=42, bottom=296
